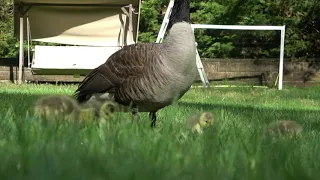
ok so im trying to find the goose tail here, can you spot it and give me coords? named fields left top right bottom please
left=73, top=65, right=115, bottom=103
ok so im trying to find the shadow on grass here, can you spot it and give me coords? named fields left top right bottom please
left=0, top=92, right=61, bottom=117
left=178, top=101, right=320, bottom=131
left=2, top=91, right=320, bottom=131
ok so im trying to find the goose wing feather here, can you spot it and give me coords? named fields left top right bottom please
left=73, top=43, right=160, bottom=102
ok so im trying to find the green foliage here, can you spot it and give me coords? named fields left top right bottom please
left=139, top=0, right=320, bottom=59
left=0, top=0, right=319, bottom=59
left=0, top=0, right=18, bottom=58
left=138, top=0, right=169, bottom=42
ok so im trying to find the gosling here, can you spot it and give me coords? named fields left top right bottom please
left=266, top=120, right=303, bottom=138
left=33, top=95, right=81, bottom=122
left=187, top=112, right=215, bottom=134
left=33, top=95, right=117, bottom=123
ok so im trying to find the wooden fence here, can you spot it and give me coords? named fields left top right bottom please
left=0, top=58, right=319, bottom=87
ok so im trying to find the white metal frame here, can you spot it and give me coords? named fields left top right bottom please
left=191, top=24, right=286, bottom=90
left=156, top=0, right=174, bottom=43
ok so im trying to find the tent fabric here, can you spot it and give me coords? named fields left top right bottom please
left=14, top=0, right=140, bottom=6
left=32, top=45, right=121, bottom=69
left=13, top=0, right=141, bottom=46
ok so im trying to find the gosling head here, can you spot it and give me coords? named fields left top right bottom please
left=99, top=101, right=117, bottom=121
left=187, top=112, right=215, bottom=134
left=198, top=112, right=215, bottom=127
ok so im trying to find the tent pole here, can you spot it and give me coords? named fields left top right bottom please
left=120, top=7, right=127, bottom=46
left=135, top=0, right=142, bottom=42
left=278, top=25, right=286, bottom=90
left=128, top=4, right=133, bottom=44
left=121, top=5, right=133, bottom=46
left=18, top=16, right=24, bottom=85
left=120, top=15, right=125, bottom=47
left=27, top=14, right=31, bottom=68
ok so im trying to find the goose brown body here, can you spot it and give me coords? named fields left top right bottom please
left=73, top=0, right=197, bottom=125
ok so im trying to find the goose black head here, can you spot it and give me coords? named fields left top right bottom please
left=168, top=0, right=191, bottom=29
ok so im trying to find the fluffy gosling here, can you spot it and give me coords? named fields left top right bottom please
left=187, top=112, right=215, bottom=134
left=84, top=94, right=139, bottom=124
left=98, top=101, right=117, bottom=123
left=80, top=96, right=117, bottom=118
left=33, top=95, right=81, bottom=122
left=34, top=95, right=116, bottom=123
left=266, top=120, right=303, bottom=138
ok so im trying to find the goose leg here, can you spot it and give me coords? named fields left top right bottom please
left=149, top=111, right=157, bottom=128
left=131, top=105, right=140, bottom=123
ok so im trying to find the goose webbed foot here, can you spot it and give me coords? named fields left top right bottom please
left=131, top=105, right=140, bottom=123
left=149, top=111, right=157, bottom=128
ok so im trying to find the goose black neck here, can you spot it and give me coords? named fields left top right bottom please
left=168, top=0, right=191, bottom=29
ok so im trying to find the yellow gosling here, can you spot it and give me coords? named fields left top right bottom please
left=33, top=95, right=80, bottom=122
left=187, top=112, right=215, bottom=134
left=266, top=120, right=303, bottom=138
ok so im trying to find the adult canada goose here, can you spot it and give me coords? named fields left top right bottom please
left=73, top=0, right=197, bottom=128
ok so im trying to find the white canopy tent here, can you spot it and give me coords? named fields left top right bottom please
left=13, top=0, right=141, bottom=84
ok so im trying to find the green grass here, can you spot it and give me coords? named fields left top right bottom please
left=1, top=83, right=320, bottom=180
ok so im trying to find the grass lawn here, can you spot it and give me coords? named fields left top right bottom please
left=0, top=82, right=320, bottom=180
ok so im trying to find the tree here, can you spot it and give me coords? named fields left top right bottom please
left=0, top=0, right=18, bottom=58
left=139, top=0, right=320, bottom=59
left=0, top=0, right=319, bottom=59
left=138, top=0, right=168, bottom=42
